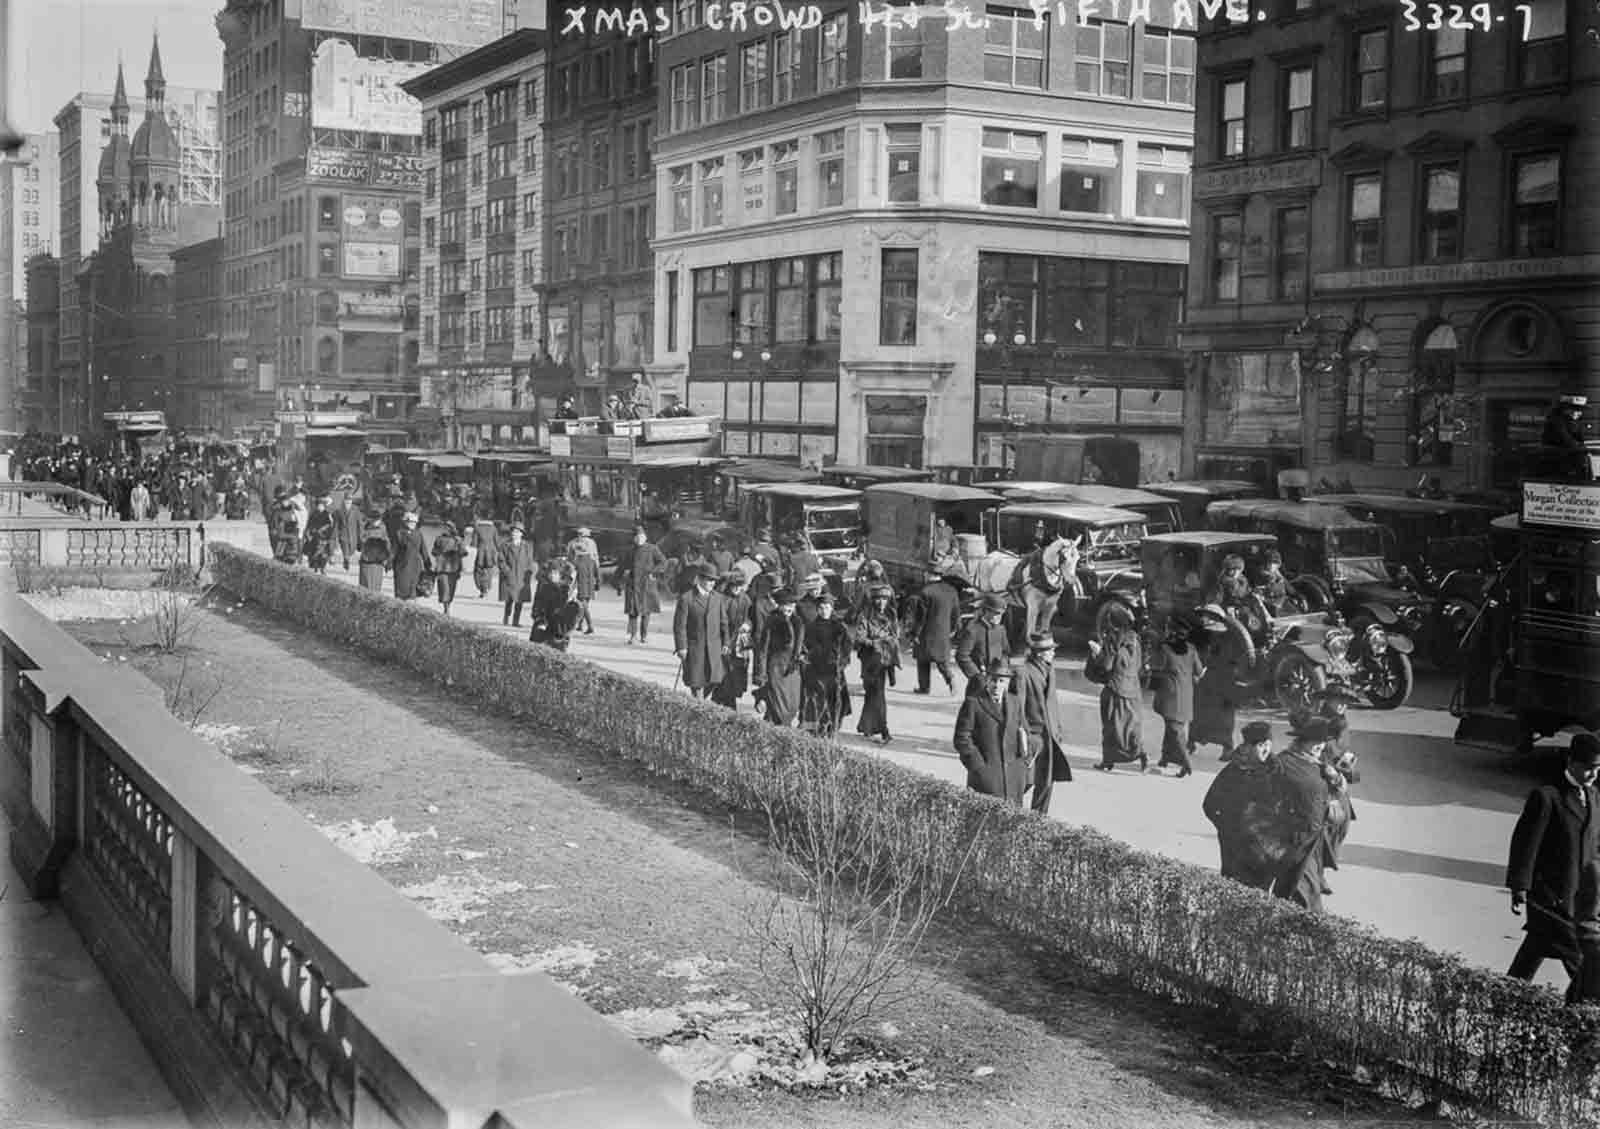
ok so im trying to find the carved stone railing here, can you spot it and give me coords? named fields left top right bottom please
left=0, top=593, right=698, bottom=1129
left=0, top=522, right=201, bottom=574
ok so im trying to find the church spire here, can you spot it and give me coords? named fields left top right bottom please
left=144, top=32, right=166, bottom=111
left=110, top=60, right=129, bottom=128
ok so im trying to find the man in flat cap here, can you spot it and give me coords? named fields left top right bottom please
left=1202, top=721, right=1281, bottom=890
left=953, top=658, right=1030, bottom=806
left=674, top=561, right=727, bottom=699
left=956, top=591, right=1011, bottom=695
left=1506, top=732, right=1600, bottom=993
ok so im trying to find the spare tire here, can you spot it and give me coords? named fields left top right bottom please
left=1290, top=575, right=1332, bottom=611
left=1197, top=605, right=1257, bottom=669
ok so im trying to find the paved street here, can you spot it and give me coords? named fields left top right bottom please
left=200, top=520, right=1566, bottom=993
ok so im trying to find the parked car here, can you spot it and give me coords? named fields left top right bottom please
left=1008, top=483, right=1184, bottom=534
left=1203, top=498, right=1433, bottom=662
left=1144, top=479, right=1262, bottom=534
left=861, top=483, right=1005, bottom=597
left=818, top=464, right=933, bottom=490
left=711, top=482, right=864, bottom=588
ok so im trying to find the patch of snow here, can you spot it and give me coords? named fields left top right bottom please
left=191, top=723, right=250, bottom=755
left=317, top=818, right=437, bottom=866
left=657, top=955, right=730, bottom=982
left=400, top=872, right=525, bottom=924
left=483, top=942, right=609, bottom=978
left=20, top=588, right=188, bottom=622
left=610, top=1007, right=687, bottom=1041
left=446, top=847, right=489, bottom=861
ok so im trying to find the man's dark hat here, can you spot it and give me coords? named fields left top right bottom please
left=694, top=561, right=720, bottom=580
left=985, top=657, right=1016, bottom=679
left=1291, top=716, right=1333, bottom=743
left=1568, top=731, right=1600, bottom=767
left=1242, top=721, right=1273, bottom=744
left=1027, top=632, right=1056, bottom=652
left=509, top=521, right=525, bottom=533
left=773, top=586, right=798, bottom=606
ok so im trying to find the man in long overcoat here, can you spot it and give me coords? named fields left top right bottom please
left=953, top=659, right=1029, bottom=806
left=673, top=562, right=727, bottom=698
left=498, top=524, right=537, bottom=626
left=470, top=511, right=501, bottom=599
left=1269, top=717, right=1335, bottom=912
left=620, top=527, right=668, bottom=643
left=955, top=592, right=1010, bottom=695
left=1017, top=633, right=1072, bottom=814
left=390, top=511, right=433, bottom=601
left=912, top=569, right=963, bottom=695
left=711, top=570, right=755, bottom=709
left=334, top=493, right=363, bottom=571
left=1506, top=732, right=1600, bottom=987
left=1202, top=721, right=1281, bottom=889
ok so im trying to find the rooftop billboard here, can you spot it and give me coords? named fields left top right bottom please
left=311, top=38, right=429, bottom=136
left=300, top=0, right=503, bottom=49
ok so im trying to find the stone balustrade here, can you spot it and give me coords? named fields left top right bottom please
left=0, top=521, right=202, bottom=572
left=0, top=593, right=698, bottom=1129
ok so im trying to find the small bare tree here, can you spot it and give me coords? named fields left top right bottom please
left=745, top=742, right=981, bottom=1067
left=163, top=650, right=224, bottom=727
left=145, top=561, right=210, bottom=653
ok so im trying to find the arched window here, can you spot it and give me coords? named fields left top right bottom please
left=315, top=291, right=340, bottom=325
left=1337, top=326, right=1379, bottom=462
left=1411, top=323, right=1457, bottom=467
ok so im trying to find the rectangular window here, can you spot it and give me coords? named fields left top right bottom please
left=671, top=164, right=694, bottom=232
left=1276, top=206, right=1308, bottom=300
left=423, top=315, right=434, bottom=346
left=741, top=41, right=770, bottom=111
left=670, top=63, right=699, bottom=131
left=591, top=133, right=611, bottom=190
left=816, top=129, right=845, bottom=208
left=1220, top=77, right=1247, bottom=158
left=471, top=100, right=484, bottom=133
left=621, top=208, right=637, bottom=269
left=1110, top=262, right=1186, bottom=348
left=980, top=128, right=1042, bottom=208
left=1075, top=19, right=1129, bottom=96
left=693, top=265, right=731, bottom=348
left=442, top=157, right=465, bottom=195
left=701, top=54, right=727, bottom=124
left=641, top=118, right=655, bottom=178
left=469, top=258, right=483, bottom=290
left=1347, top=172, right=1383, bottom=266
left=423, top=266, right=435, bottom=297
left=667, top=270, right=680, bottom=352
left=523, top=136, right=538, bottom=172
left=470, top=205, right=483, bottom=238
left=880, top=249, right=918, bottom=345
left=424, top=168, right=436, bottom=200
left=885, top=125, right=921, bottom=204
left=590, top=214, right=609, bottom=262
left=675, top=0, right=699, bottom=33
left=520, top=305, right=536, bottom=338
left=488, top=305, right=514, bottom=344
left=487, top=142, right=512, bottom=180
left=818, top=12, right=848, bottom=91
left=1512, top=151, right=1561, bottom=256
left=987, top=5, right=1046, bottom=88
left=700, top=157, right=725, bottom=228
left=773, top=32, right=798, bottom=102
left=1519, top=0, right=1567, bottom=84
left=1134, top=144, right=1189, bottom=220
left=522, top=192, right=538, bottom=228
left=521, top=248, right=537, bottom=283
left=318, top=195, right=338, bottom=228
left=470, top=153, right=483, bottom=187
left=487, top=251, right=514, bottom=288
left=487, top=86, right=513, bottom=125
left=887, top=4, right=925, bottom=78
left=813, top=252, right=843, bottom=341
left=772, top=257, right=807, bottom=341
left=1421, top=163, right=1461, bottom=263
left=1426, top=27, right=1466, bottom=101
left=1211, top=213, right=1241, bottom=301
left=487, top=198, right=513, bottom=235
left=637, top=205, right=651, bottom=268
left=1141, top=29, right=1194, bottom=105
left=523, top=79, right=538, bottom=116
left=736, top=262, right=771, bottom=346
left=1282, top=65, right=1313, bottom=150
left=1059, top=135, right=1118, bottom=214
left=468, top=309, right=482, bottom=343
left=622, top=124, right=638, bottom=179
left=774, top=141, right=799, bottom=214
left=1353, top=29, right=1388, bottom=110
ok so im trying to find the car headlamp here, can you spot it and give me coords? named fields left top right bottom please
left=1364, top=623, right=1388, bottom=654
left=1326, top=630, right=1351, bottom=660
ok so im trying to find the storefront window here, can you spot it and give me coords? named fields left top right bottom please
left=1410, top=323, right=1457, bottom=467
left=1337, top=326, right=1379, bottom=462
left=1201, top=352, right=1302, bottom=447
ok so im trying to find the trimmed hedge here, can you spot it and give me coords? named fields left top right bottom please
left=209, top=544, right=1600, bottom=1127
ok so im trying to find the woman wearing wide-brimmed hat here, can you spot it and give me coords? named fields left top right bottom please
left=851, top=583, right=901, bottom=743
left=753, top=587, right=804, bottom=726
left=1085, top=600, right=1146, bottom=772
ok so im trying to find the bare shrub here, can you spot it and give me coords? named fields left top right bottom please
left=744, top=743, right=981, bottom=1066
left=10, top=559, right=62, bottom=596
left=293, top=747, right=355, bottom=797
left=145, top=561, right=211, bottom=653
left=163, top=651, right=224, bottom=727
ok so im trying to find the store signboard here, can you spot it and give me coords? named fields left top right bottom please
left=311, top=38, right=429, bottom=136
left=372, top=152, right=424, bottom=190
left=301, top=0, right=502, bottom=48
left=1523, top=481, right=1600, bottom=532
left=306, top=145, right=372, bottom=184
left=343, top=241, right=402, bottom=279
left=341, top=193, right=406, bottom=242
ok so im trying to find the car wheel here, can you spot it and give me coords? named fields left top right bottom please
left=1366, top=650, right=1414, bottom=710
left=1273, top=652, right=1327, bottom=715
left=1290, top=576, right=1331, bottom=612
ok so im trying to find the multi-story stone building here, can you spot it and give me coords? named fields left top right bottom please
left=24, top=253, right=60, bottom=433
left=1181, top=0, right=1596, bottom=495
left=174, top=237, right=226, bottom=431
left=215, top=1, right=515, bottom=435
left=651, top=2, right=1193, bottom=473
left=542, top=9, right=658, bottom=415
left=9, top=133, right=57, bottom=295
left=54, top=83, right=218, bottom=435
left=406, top=29, right=548, bottom=449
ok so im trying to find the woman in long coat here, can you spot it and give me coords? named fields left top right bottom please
left=431, top=521, right=468, bottom=615
left=391, top=513, right=432, bottom=601
left=851, top=583, right=901, bottom=742
left=570, top=540, right=600, bottom=634
left=752, top=589, right=804, bottom=726
left=619, top=528, right=667, bottom=644
left=711, top=572, right=755, bottom=709
left=800, top=592, right=853, bottom=738
left=357, top=516, right=391, bottom=591
left=270, top=497, right=302, bottom=565
left=1193, top=624, right=1245, bottom=757
left=1085, top=602, right=1145, bottom=771
left=302, top=496, right=336, bottom=574
left=528, top=558, right=582, bottom=651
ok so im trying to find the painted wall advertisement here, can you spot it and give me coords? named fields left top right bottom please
left=311, top=38, right=429, bottom=136
left=341, top=193, right=404, bottom=279
left=306, top=146, right=424, bottom=189
left=301, top=0, right=502, bottom=49
left=343, top=242, right=402, bottom=279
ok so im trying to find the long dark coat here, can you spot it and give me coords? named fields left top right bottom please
left=357, top=523, right=391, bottom=591
left=852, top=608, right=901, bottom=739
left=571, top=553, right=600, bottom=601
left=335, top=503, right=362, bottom=559
left=528, top=580, right=581, bottom=650
left=954, top=616, right=1009, bottom=686
left=712, top=589, right=755, bottom=707
left=270, top=505, right=301, bottom=564
left=498, top=539, right=538, bottom=603
left=753, top=609, right=804, bottom=725
left=621, top=542, right=667, bottom=617
left=953, top=689, right=1028, bottom=805
left=1085, top=628, right=1144, bottom=765
left=1269, top=752, right=1332, bottom=911
left=673, top=587, right=727, bottom=689
left=1507, top=778, right=1600, bottom=964
left=432, top=531, right=467, bottom=575
left=800, top=617, right=852, bottom=735
left=302, top=510, right=336, bottom=568
left=1202, top=757, right=1283, bottom=889
left=1151, top=642, right=1203, bottom=724
left=913, top=579, right=962, bottom=662
left=1193, top=635, right=1246, bottom=749
left=1016, top=656, right=1073, bottom=784
left=471, top=520, right=501, bottom=594
left=391, top=528, right=432, bottom=599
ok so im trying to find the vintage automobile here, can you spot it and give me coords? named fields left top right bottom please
left=1144, top=479, right=1262, bottom=534
left=711, top=483, right=864, bottom=585
left=1139, top=530, right=1415, bottom=713
left=1008, top=483, right=1184, bottom=534
left=1315, top=492, right=1507, bottom=668
left=1204, top=498, right=1433, bottom=657
left=927, top=464, right=1016, bottom=487
left=1453, top=470, right=1600, bottom=755
left=984, top=502, right=1148, bottom=630
left=709, top=458, right=821, bottom=522
left=473, top=451, right=556, bottom=524
left=862, top=483, right=1005, bottom=596
left=818, top=464, right=933, bottom=491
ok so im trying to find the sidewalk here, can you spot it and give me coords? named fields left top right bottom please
left=0, top=802, right=185, bottom=1129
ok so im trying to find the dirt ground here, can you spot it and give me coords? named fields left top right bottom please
left=52, top=590, right=1452, bottom=1129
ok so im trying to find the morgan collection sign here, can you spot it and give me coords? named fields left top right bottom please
left=1522, top=481, right=1600, bottom=532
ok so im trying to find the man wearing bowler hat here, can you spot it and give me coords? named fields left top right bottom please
left=674, top=561, right=727, bottom=698
left=953, top=658, right=1030, bottom=806
left=956, top=591, right=1011, bottom=695
left=1506, top=732, right=1600, bottom=991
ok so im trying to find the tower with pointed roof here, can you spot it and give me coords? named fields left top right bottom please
left=129, top=33, right=181, bottom=232
left=94, top=62, right=132, bottom=241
